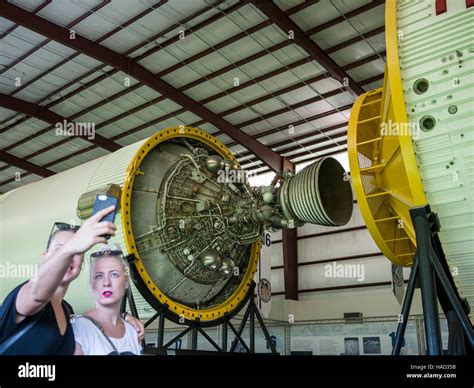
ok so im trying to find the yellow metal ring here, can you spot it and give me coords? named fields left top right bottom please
left=121, top=126, right=261, bottom=321
left=385, top=0, right=427, bottom=205
left=347, top=0, right=427, bottom=267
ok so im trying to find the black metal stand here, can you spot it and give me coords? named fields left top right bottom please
left=392, top=205, right=473, bottom=355
left=124, top=281, right=278, bottom=354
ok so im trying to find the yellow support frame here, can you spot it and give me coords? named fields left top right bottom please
left=347, top=0, right=427, bottom=267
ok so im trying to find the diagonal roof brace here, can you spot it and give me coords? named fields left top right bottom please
left=249, top=0, right=365, bottom=97
left=0, top=149, right=54, bottom=178
left=0, top=1, right=287, bottom=173
left=0, top=94, right=121, bottom=152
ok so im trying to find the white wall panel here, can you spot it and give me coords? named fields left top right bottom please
left=266, top=201, right=413, bottom=320
left=297, top=230, right=379, bottom=263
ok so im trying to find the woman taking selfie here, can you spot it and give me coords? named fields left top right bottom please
left=72, top=244, right=142, bottom=355
left=0, top=207, right=144, bottom=355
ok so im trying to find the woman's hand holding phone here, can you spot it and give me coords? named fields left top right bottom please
left=65, top=206, right=117, bottom=254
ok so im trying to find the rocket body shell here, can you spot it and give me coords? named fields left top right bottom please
left=0, top=140, right=145, bottom=312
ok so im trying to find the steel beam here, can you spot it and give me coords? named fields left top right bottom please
left=0, top=28, right=384, bottom=186
left=283, top=0, right=319, bottom=15
left=249, top=0, right=365, bottom=96
left=0, top=1, right=285, bottom=172
left=240, top=134, right=347, bottom=168
left=1, top=0, right=375, bottom=129
left=272, top=252, right=382, bottom=270
left=241, top=128, right=352, bottom=169
left=247, top=145, right=349, bottom=176
left=0, top=150, right=54, bottom=178
left=0, top=94, right=120, bottom=152
left=0, top=19, right=384, bottom=169
left=0, top=0, right=110, bottom=75
left=242, top=71, right=385, bottom=174
left=272, top=280, right=409, bottom=296
left=236, top=89, right=348, bottom=130
left=245, top=140, right=348, bottom=169
left=0, top=0, right=51, bottom=39
left=413, top=215, right=443, bottom=355
left=305, top=0, right=384, bottom=36
left=271, top=225, right=367, bottom=245
left=0, top=135, right=348, bottom=188
left=282, top=228, right=298, bottom=300
left=0, top=10, right=384, bottom=154
left=226, top=105, right=351, bottom=150
left=237, top=121, right=348, bottom=162
left=392, top=261, right=418, bottom=355
left=0, top=0, right=223, bottom=125
left=0, top=44, right=383, bottom=167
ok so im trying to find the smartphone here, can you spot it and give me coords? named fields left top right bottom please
left=93, top=194, right=118, bottom=239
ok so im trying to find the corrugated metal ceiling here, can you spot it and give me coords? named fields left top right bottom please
left=0, top=0, right=386, bottom=192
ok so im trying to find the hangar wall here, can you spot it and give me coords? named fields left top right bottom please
left=266, top=202, right=425, bottom=321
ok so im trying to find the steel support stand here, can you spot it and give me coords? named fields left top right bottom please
left=391, top=205, right=473, bottom=356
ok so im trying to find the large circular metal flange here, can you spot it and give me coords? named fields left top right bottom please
left=121, top=126, right=261, bottom=322
left=347, top=0, right=428, bottom=267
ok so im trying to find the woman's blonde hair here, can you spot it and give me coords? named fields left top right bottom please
left=89, top=243, right=130, bottom=282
